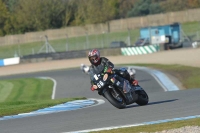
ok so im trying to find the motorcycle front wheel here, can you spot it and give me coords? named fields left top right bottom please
left=104, top=88, right=126, bottom=109
left=136, top=90, right=149, bottom=106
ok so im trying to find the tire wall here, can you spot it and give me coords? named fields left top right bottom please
left=20, top=45, right=160, bottom=64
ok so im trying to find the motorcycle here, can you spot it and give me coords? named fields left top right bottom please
left=90, top=67, right=149, bottom=109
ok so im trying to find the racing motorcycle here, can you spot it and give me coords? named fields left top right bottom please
left=90, top=67, right=149, bottom=109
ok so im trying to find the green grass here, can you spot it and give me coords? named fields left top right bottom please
left=181, top=21, right=200, bottom=34
left=93, top=64, right=200, bottom=133
left=181, top=21, right=200, bottom=41
left=0, top=78, right=85, bottom=117
left=92, top=118, right=200, bottom=133
left=0, top=98, right=85, bottom=117
left=121, top=64, right=200, bottom=89
left=1, top=78, right=53, bottom=101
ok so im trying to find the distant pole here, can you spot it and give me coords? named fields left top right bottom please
left=38, top=35, right=56, bottom=54
left=32, top=48, right=35, bottom=54
left=85, top=32, right=89, bottom=49
left=14, top=50, right=18, bottom=57
left=66, top=34, right=69, bottom=51
left=102, top=31, right=105, bottom=48
left=127, top=28, right=131, bottom=46
left=18, top=39, right=21, bottom=57
left=149, top=27, right=152, bottom=45
left=76, top=36, right=78, bottom=50
left=106, top=30, right=108, bottom=47
left=45, top=35, right=49, bottom=53
left=96, top=33, right=98, bottom=48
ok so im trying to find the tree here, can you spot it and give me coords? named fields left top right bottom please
left=149, top=3, right=163, bottom=14
left=101, top=0, right=118, bottom=22
left=187, top=0, right=200, bottom=8
left=72, top=0, right=118, bottom=25
left=4, top=0, right=18, bottom=12
left=72, top=0, right=87, bottom=25
left=117, top=0, right=135, bottom=18
left=10, top=0, right=67, bottom=34
left=160, top=0, right=188, bottom=12
left=129, top=0, right=150, bottom=16
left=0, top=0, right=9, bottom=36
left=127, top=0, right=163, bottom=17
left=63, top=0, right=77, bottom=26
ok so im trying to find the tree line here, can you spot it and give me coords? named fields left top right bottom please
left=0, top=0, right=200, bottom=36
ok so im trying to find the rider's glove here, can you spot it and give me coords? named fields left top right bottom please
left=106, top=67, right=113, bottom=73
left=90, top=85, right=95, bottom=91
left=132, top=80, right=138, bottom=86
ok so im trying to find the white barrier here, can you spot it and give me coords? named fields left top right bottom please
left=0, top=57, right=20, bottom=67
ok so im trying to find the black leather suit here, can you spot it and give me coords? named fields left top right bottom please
left=89, top=57, right=133, bottom=85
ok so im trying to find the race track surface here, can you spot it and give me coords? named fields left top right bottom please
left=0, top=68, right=200, bottom=133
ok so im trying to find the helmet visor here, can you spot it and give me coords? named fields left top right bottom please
left=89, top=56, right=98, bottom=63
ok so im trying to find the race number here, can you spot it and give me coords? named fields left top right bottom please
left=97, top=81, right=104, bottom=88
left=94, top=74, right=99, bottom=80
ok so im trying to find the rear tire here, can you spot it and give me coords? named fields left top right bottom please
left=104, top=89, right=126, bottom=109
left=136, top=90, right=149, bottom=106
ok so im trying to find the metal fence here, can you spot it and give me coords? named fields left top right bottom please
left=0, top=29, right=140, bottom=59
left=1, top=23, right=200, bottom=59
left=185, top=31, right=200, bottom=41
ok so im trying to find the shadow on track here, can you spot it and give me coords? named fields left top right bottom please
left=126, top=99, right=178, bottom=109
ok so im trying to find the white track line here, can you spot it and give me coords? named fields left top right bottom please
left=37, top=77, right=57, bottom=99
left=65, top=115, right=200, bottom=133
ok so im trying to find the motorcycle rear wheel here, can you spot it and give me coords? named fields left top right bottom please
left=104, top=89, right=126, bottom=109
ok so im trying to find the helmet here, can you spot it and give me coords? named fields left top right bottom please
left=88, top=49, right=101, bottom=65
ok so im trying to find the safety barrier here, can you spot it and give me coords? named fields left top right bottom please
left=0, top=57, right=20, bottom=67
left=121, top=44, right=160, bottom=56
left=20, top=48, right=122, bottom=63
left=2, top=45, right=160, bottom=65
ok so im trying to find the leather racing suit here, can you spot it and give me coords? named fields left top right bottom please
left=89, top=57, right=135, bottom=91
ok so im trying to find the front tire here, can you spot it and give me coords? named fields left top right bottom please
left=136, top=90, right=149, bottom=106
left=104, top=89, right=126, bottom=109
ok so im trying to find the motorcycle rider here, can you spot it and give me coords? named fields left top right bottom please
left=88, top=49, right=138, bottom=91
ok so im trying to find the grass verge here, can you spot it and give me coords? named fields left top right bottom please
left=120, top=63, right=200, bottom=89
left=91, top=118, right=200, bottom=133
left=0, top=98, right=85, bottom=117
left=0, top=78, right=85, bottom=117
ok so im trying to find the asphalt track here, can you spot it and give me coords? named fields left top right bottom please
left=0, top=68, right=200, bottom=133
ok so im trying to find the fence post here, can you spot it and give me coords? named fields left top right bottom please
left=85, top=32, right=89, bottom=49
left=66, top=34, right=69, bottom=51
left=127, top=28, right=131, bottom=46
